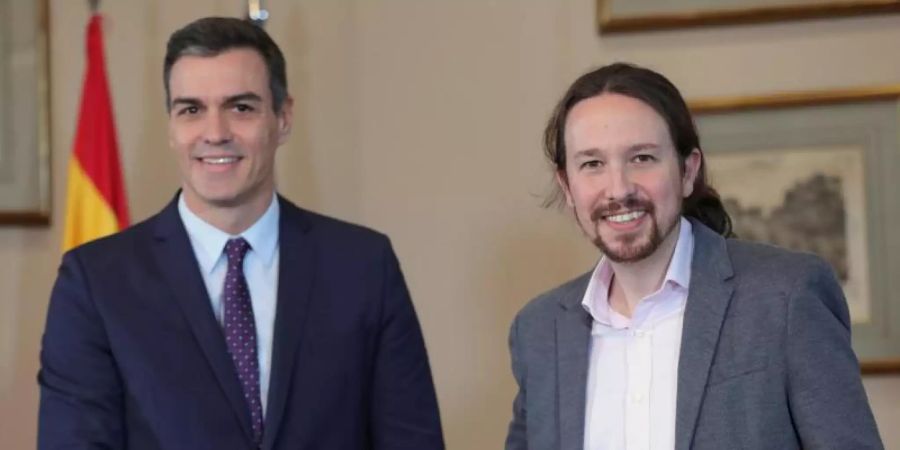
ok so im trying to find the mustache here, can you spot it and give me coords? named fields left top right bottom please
left=589, top=196, right=653, bottom=222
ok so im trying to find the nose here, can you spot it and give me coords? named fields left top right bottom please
left=606, top=163, right=636, bottom=202
left=203, top=110, right=232, bottom=146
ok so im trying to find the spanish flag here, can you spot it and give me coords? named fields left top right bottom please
left=62, top=14, right=129, bottom=251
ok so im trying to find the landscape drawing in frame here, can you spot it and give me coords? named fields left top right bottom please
left=707, top=146, right=870, bottom=324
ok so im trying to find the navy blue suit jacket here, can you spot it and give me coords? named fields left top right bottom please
left=38, top=195, right=444, bottom=449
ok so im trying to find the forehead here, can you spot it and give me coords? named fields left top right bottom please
left=168, top=48, right=270, bottom=100
left=564, top=93, right=671, bottom=153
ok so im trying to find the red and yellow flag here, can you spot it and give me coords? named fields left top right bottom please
left=62, top=14, right=129, bottom=251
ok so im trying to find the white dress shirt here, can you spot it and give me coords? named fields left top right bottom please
left=582, top=218, right=694, bottom=450
left=178, top=193, right=280, bottom=417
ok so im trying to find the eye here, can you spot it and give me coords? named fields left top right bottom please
left=177, top=105, right=200, bottom=116
left=579, top=160, right=602, bottom=170
left=233, top=103, right=255, bottom=113
left=633, top=154, right=656, bottom=163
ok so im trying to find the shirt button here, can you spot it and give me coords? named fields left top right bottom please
left=632, top=392, right=645, bottom=403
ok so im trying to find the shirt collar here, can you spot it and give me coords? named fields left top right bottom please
left=581, top=217, right=694, bottom=325
left=178, top=192, right=280, bottom=275
left=666, top=217, right=693, bottom=291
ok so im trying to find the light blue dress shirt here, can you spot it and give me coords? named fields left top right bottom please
left=178, top=193, right=280, bottom=417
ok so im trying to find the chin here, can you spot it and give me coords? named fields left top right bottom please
left=188, top=187, right=244, bottom=208
left=593, top=224, right=662, bottom=263
left=204, top=194, right=246, bottom=208
left=607, top=247, right=656, bottom=264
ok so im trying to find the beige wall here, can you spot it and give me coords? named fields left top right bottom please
left=2, top=0, right=899, bottom=448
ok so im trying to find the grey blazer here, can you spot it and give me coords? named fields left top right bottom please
left=505, top=219, right=882, bottom=450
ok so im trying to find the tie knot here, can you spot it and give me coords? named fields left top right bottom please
left=224, top=238, right=251, bottom=266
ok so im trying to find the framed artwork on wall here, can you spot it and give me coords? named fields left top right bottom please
left=0, top=0, right=50, bottom=225
left=690, top=86, right=900, bottom=373
left=598, top=0, right=900, bottom=33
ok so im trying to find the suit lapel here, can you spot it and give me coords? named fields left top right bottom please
left=150, top=196, right=255, bottom=444
left=262, top=197, right=316, bottom=450
left=556, top=274, right=592, bottom=450
left=674, top=220, right=735, bottom=450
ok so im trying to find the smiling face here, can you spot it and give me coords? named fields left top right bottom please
left=559, top=93, right=699, bottom=263
left=167, top=47, right=292, bottom=215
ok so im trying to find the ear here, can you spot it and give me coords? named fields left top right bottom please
left=555, top=170, right=574, bottom=207
left=276, top=96, right=294, bottom=145
left=681, top=148, right=702, bottom=198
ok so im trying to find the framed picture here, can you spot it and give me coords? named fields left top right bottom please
left=597, top=0, right=900, bottom=33
left=690, top=86, right=900, bottom=373
left=0, top=0, right=50, bottom=225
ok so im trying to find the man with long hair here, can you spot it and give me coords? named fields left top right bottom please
left=505, top=63, right=881, bottom=449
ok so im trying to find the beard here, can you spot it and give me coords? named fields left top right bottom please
left=584, top=196, right=676, bottom=264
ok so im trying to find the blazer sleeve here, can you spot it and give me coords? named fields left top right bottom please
left=785, top=256, right=883, bottom=449
left=38, top=251, right=125, bottom=450
left=505, top=313, right=527, bottom=450
left=369, top=240, right=445, bottom=450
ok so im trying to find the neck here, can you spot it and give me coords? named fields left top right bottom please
left=182, top=188, right=275, bottom=235
left=608, top=219, right=682, bottom=318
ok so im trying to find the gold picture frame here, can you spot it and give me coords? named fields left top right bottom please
left=0, top=0, right=51, bottom=225
left=598, top=0, right=900, bottom=33
left=690, top=86, right=900, bottom=374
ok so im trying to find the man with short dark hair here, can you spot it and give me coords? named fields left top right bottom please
left=505, top=63, right=882, bottom=450
left=39, top=17, right=444, bottom=450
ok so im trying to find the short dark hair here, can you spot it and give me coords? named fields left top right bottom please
left=163, top=17, right=288, bottom=112
left=543, top=62, right=733, bottom=237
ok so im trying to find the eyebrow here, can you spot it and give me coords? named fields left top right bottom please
left=572, top=148, right=603, bottom=159
left=170, top=97, right=202, bottom=109
left=223, top=92, right=263, bottom=105
left=627, top=143, right=661, bottom=152
left=572, top=143, right=661, bottom=158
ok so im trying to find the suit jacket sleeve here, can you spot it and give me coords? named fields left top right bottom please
left=786, top=257, right=883, bottom=449
left=38, top=251, right=125, bottom=450
left=369, top=240, right=445, bottom=449
left=505, top=313, right=527, bottom=450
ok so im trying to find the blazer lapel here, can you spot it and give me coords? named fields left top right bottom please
left=262, top=197, right=316, bottom=450
left=556, top=274, right=592, bottom=450
left=150, top=196, right=255, bottom=444
left=674, top=220, right=735, bottom=450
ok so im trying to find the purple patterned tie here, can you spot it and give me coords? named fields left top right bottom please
left=223, top=238, right=264, bottom=444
